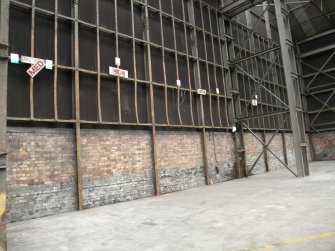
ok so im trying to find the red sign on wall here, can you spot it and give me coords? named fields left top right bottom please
left=26, top=59, right=45, bottom=78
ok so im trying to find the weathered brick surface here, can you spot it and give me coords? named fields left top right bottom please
left=156, top=131, right=206, bottom=194
left=284, top=133, right=297, bottom=173
left=244, top=133, right=266, bottom=175
left=310, top=131, right=335, bottom=161
left=207, top=132, right=236, bottom=184
left=305, top=133, right=312, bottom=162
left=7, top=127, right=308, bottom=222
left=266, top=133, right=285, bottom=171
left=81, top=129, right=154, bottom=208
left=7, top=127, right=77, bottom=222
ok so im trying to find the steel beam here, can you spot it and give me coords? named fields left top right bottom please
left=74, top=0, right=84, bottom=211
left=144, top=0, right=160, bottom=196
left=233, top=0, right=274, bottom=60
left=242, top=122, right=297, bottom=177
left=247, top=118, right=288, bottom=176
left=202, top=128, right=211, bottom=185
left=0, top=0, right=9, bottom=249
left=222, top=1, right=247, bottom=178
left=275, top=0, right=309, bottom=177
left=231, top=46, right=280, bottom=65
left=220, top=0, right=269, bottom=18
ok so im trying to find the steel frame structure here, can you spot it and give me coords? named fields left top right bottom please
left=297, top=29, right=335, bottom=160
left=0, top=0, right=320, bottom=248
left=221, top=0, right=309, bottom=178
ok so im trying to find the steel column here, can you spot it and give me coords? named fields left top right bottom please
left=274, top=0, right=309, bottom=177
left=222, top=1, right=247, bottom=178
left=143, top=0, right=160, bottom=196
left=0, top=0, right=9, bottom=249
left=74, top=0, right=84, bottom=210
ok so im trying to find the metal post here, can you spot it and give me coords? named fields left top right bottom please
left=202, top=128, right=211, bottom=185
left=74, top=0, right=84, bottom=210
left=143, top=0, right=160, bottom=196
left=274, top=0, right=309, bottom=177
left=281, top=131, right=288, bottom=165
left=0, top=0, right=9, bottom=249
left=220, top=0, right=247, bottom=178
left=262, top=132, right=270, bottom=172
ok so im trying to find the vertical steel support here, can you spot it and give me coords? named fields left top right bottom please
left=74, top=0, right=83, bottom=210
left=281, top=131, right=288, bottom=165
left=188, top=0, right=205, bottom=126
left=274, top=0, right=309, bottom=177
left=221, top=0, right=246, bottom=178
left=296, top=45, right=314, bottom=161
left=0, top=0, right=9, bottom=249
left=261, top=132, right=269, bottom=172
left=143, top=0, right=160, bottom=196
left=202, top=128, right=211, bottom=185
left=308, top=133, right=315, bottom=161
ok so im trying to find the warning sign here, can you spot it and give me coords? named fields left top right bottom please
left=26, top=59, right=45, bottom=78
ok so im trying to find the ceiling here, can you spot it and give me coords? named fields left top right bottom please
left=289, top=0, right=335, bottom=41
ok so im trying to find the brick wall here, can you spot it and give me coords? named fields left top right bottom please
left=244, top=132, right=267, bottom=175
left=7, top=127, right=316, bottom=222
left=310, top=131, right=335, bottom=161
left=266, top=134, right=285, bottom=171
left=7, top=128, right=77, bottom=222
left=156, top=130, right=206, bottom=194
left=207, top=132, right=236, bottom=184
left=81, top=129, right=154, bottom=208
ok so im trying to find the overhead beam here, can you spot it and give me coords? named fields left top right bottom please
left=220, top=0, right=269, bottom=18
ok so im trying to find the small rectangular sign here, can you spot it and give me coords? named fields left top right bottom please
left=27, top=59, right=45, bottom=78
left=109, top=67, right=128, bottom=78
left=21, top=56, right=44, bottom=65
left=251, top=99, right=258, bottom=106
left=197, top=89, right=207, bottom=95
left=10, top=53, right=20, bottom=64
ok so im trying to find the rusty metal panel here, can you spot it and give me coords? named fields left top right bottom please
left=7, top=64, right=30, bottom=118
left=57, top=70, right=74, bottom=120
left=78, top=0, right=96, bottom=24
left=79, top=74, right=98, bottom=121
left=79, top=27, right=97, bottom=71
left=34, top=70, right=54, bottom=119
left=58, top=20, right=72, bottom=66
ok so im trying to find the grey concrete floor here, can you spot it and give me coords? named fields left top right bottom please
left=8, top=161, right=335, bottom=251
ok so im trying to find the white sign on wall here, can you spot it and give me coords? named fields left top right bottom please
left=26, top=59, right=45, bottom=78
left=109, top=66, right=128, bottom=78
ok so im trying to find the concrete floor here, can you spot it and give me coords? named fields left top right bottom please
left=8, top=161, right=335, bottom=251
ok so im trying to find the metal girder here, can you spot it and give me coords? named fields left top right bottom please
left=242, top=121, right=298, bottom=177
left=220, top=0, right=270, bottom=18
left=291, top=10, right=335, bottom=31
left=275, top=0, right=309, bottom=177
left=238, top=110, right=289, bottom=121
left=0, top=0, right=9, bottom=249
left=231, top=46, right=280, bottom=65
left=233, top=0, right=274, bottom=61
left=310, top=0, right=335, bottom=27
left=247, top=117, right=289, bottom=176
left=310, top=89, right=335, bottom=126
left=235, top=63, right=290, bottom=110
left=223, top=3, right=247, bottom=178
left=305, top=49, right=335, bottom=89
left=301, top=60, right=335, bottom=84
left=74, top=0, right=84, bottom=211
